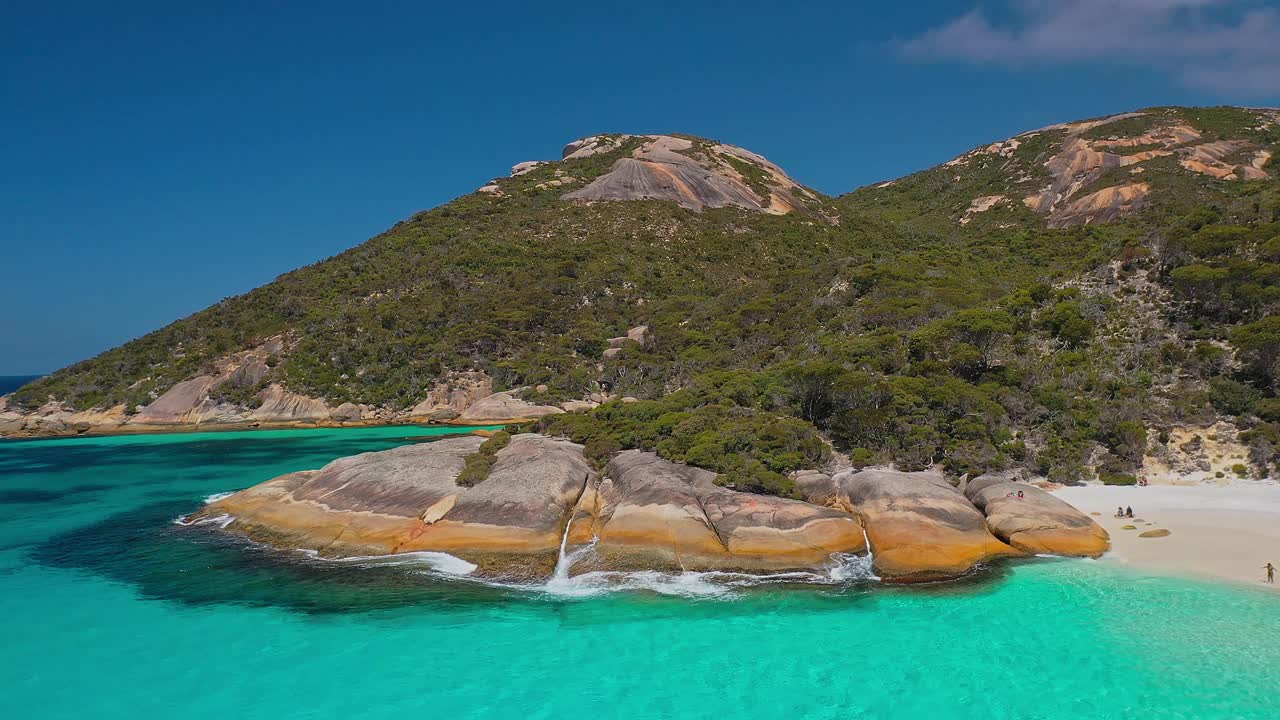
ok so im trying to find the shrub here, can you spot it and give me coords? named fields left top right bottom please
left=1099, top=472, right=1138, bottom=486
left=1209, top=377, right=1261, bottom=416
left=457, top=431, right=512, bottom=487
left=479, top=430, right=511, bottom=455
left=456, top=454, right=496, bottom=487
left=850, top=447, right=874, bottom=469
left=583, top=437, right=622, bottom=469
left=1231, top=463, right=1249, bottom=478
left=1255, top=398, right=1280, bottom=423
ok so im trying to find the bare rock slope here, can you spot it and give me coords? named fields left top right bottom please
left=560, top=134, right=828, bottom=217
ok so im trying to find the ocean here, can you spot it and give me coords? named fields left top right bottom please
left=1, top=425, right=1276, bottom=719
left=0, top=375, right=41, bottom=394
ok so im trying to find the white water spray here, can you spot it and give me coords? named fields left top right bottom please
left=551, top=519, right=597, bottom=582
left=827, top=525, right=880, bottom=582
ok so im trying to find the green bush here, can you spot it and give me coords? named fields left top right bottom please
left=583, top=437, right=622, bottom=469
left=1099, top=472, right=1138, bottom=486
left=1256, top=398, right=1280, bottom=423
left=479, top=430, right=511, bottom=455
left=457, top=431, right=512, bottom=487
left=1209, top=377, right=1262, bottom=416
left=456, top=453, right=496, bottom=487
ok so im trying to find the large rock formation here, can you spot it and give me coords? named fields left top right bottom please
left=572, top=451, right=865, bottom=573
left=454, top=392, right=564, bottom=423
left=827, top=468, right=1021, bottom=582
left=940, top=108, right=1278, bottom=228
left=189, top=437, right=1109, bottom=583
left=195, top=434, right=591, bottom=579
left=191, top=438, right=866, bottom=579
left=561, top=134, right=826, bottom=217
left=964, top=476, right=1109, bottom=557
left=407, top=371, right=494, bottom=420
left=199, top=436, right=486, bottom=554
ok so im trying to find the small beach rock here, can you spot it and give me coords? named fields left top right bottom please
left=329, top=402, right=362, bottom=422
left=1139, top=528, right=1171, bottom=538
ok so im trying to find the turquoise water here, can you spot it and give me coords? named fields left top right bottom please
left=2, top=427, right=1277, bottom=719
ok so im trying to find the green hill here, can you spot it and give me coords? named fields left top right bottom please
left=7, top=109, right=1280, bottom=491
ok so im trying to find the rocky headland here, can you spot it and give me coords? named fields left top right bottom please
left=189, top=433, right=1108, bottom=583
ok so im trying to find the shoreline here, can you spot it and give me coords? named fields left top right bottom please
left=1053, top=483, right=1280, bottom=592
left=0, top=418, right=506, bottom=442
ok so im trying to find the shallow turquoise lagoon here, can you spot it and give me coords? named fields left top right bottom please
left=2, top=426, right=1277, bottom=719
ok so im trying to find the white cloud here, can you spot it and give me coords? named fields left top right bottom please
left=900, top=0, right=1280, bottom=97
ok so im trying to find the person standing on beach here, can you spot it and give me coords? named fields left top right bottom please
left=1265, top=563, right=1276, bottom=584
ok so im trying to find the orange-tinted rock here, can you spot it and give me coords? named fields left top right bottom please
left=834, top=469, right=1020, bottom=582
left=965, top=478, right=1109, bottom=557
left=581, top=451, right=865, bottom=573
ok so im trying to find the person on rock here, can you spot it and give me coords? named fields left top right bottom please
left=1265, top=563, right=1276, bottom=584
left=1016, top=490, right=1024, bottom=499
left=1116, top=507, right=1125, bottom=518
left=1125, top=506, right=1134, bottom=519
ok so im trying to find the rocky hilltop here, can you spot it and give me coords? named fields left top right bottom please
left=847, top=105, right=1279, bottom=227
left=191, top=432, right=1108, bottom=582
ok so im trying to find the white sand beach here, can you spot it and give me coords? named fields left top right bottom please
left=1054, top=483, right=1280, bottom=591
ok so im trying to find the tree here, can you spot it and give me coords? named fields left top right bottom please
left=780, top=363, right=845, bottom=425
left=1231, top=316, right=1280, bottom=391
left=1039, top=300, right=1092, bottom=348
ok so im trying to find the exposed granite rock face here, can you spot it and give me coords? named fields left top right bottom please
left=330, top=402, right=362, bottom=422
left=197, top=434, right=592, bottom=579
left=560, top=400, right=598, bottom=413
left=201, top=436, right=485, bottom=556
left=572, top=451, right=865, bottom=573
left=131, top=376, right=221, bottom=424
left=964, top=478, right=1109, bottom=557
left=832, top=468, right=1020, bottom=582
left=791, top=470, right=853, bottom=512
left=1045, top=183, right=1150, bottom=229
left=562, top=135, right=826, bottom=217
left=454, top=392, right=564, bottom=423
left=251, top=384, right=331, bottom=422
left=943, top=109, right=1275, bottom=228
left=408, top=371, right=494, bottom=418
left=395, top=434, right=593, bottom=575
left=192, top=440, right=865, bottom=579
left=0, top=401, right=128, bottom=436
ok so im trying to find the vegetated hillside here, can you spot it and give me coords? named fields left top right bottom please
left=10, top=109, right=1280, bottom=494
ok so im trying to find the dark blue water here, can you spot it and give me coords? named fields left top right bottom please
left=0, top=375, right=41, bottom=394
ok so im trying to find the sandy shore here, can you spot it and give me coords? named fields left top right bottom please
left=1054, top=483, right=1280, bottom=591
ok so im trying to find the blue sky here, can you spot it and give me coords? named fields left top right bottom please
left=3, top=0, right=1278, bottom=375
